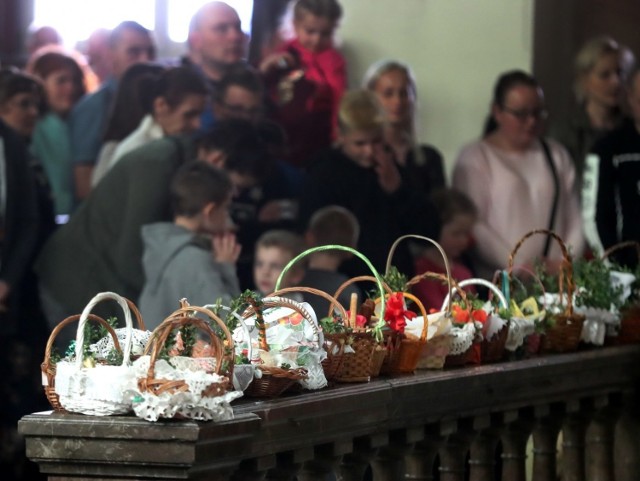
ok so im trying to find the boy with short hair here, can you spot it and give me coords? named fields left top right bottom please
left=253, top=229, right=306, bottom=297
left=138, top=161, right=241, bottom=329
left=300, top=205, right=362, bottom=317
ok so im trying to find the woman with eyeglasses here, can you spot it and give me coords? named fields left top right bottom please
left=451, top=70, right=585, bottom=280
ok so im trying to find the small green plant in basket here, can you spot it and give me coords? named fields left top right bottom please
left=52, top=316, right=122, bottom=367
left=573, top=257, right=624, bottom=311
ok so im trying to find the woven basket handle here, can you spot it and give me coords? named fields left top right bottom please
left=276, top=244, right=388, bottom=338
left=164, top=301, right=235, bottom=376
left=75, top=292, right=134, bottom=368
left=144, top=314, right=224, bottom=387
left=42, top=313, right=121, bottom=379
left=441, top=278, right=508, bottom=311
left=494, top=265, right=548, bottom=310
left=601, top=241, right=640, bottom=263
left=508, top=229, right=575, bottom=316
left=331, top=275, right=392, bottom=318
left=406, top=271, right=462, bottom=317
left=386, top=235, right=453, bottom=283
left=268, top=286, right=348, bottom=322
left=241, top=295, right=322, bottom=348
left=203, top=303, right=253, bottom=366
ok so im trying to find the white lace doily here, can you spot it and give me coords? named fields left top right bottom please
left=449, top=322, right=478, bottom=355
left=505, top=317, right=536, bottom=351
left=90, top=328, right=152, bottom=359
left=575, top=306, right=620, bottom=345
left=128, top=356, right=243, bottom=422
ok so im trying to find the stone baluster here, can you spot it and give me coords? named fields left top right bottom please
left=404, top=427, right=440, bottom=481
left=366, top=427, right=424, bottom=480
left=614, top=390, right=640, bottom=481
left=585, top=395, right=616, bottom=481
left=265, top=449, right=310, bottom=480
left=531, top=404, right=561, bottom=481
left=232, top=456, right=275, bottom=481
left=468, top=415, right=501, bottom=481
left=338, top=433, right=387, bottom=481
left=500, top=409, right=533, bottom=481
left=298, top=441, right=352, bottom=481
left=438, top=419, right=472, bottom=481
left=560, top=399, right=587, bottom=481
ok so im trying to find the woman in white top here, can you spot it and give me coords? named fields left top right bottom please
left=452, top=70, right=585, bottom=280
left=92, top=65, right=209, bottom=186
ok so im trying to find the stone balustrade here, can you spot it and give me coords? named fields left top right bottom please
left=19, top=344, right=640, bottom=480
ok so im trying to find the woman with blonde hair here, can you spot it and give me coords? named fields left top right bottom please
left=363, top=59, right=445, bottom=193
left=551, top=35, right=635, bottom=177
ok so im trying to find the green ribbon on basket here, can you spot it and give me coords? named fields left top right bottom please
left=275, top=244, right=388, bottom=342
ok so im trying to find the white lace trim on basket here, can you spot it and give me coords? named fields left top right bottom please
left=575, top=306, right=620, bottom=345
left=448, top=322, right=478, bottom=355
left=90, top=327, right=152, bottom=359
left=128, top=356, right=243, bottom=422
left=505, top=317, right=536, bottom=351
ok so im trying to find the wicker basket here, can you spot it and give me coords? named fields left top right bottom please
left=270, top=285, right=351, bottom=382
left=330, top=275, right=393, bottom=380
left=447, top=278, right=510, bottom=364
left=510, top=229, right=585, bottom=353
left=275, top=245, right=389, bottom=383
left=498, top=264, right=550, bottom=356
left=602, top=241, right=640, bottom=344
left=45, top=292, right=141, bottom=416
left=400, top=235, right=465, bottom=369
left=42, top=313, right=121, bottom=412
left=240, top=295, right=322, bottom=397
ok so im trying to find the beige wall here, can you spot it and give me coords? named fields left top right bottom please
left=339, top=0, right=534, bottom=179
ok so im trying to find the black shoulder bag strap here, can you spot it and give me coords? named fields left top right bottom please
left=540, top=138, right=560, bottom=256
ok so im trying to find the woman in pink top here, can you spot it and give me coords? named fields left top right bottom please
left=452, top=70, right=585, bottom=280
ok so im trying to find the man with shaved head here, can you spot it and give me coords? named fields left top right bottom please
left=182, top=2, right=248, bottom=128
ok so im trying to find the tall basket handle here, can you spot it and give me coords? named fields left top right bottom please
left=268, top=286, right=348, bottom=324
left=601, top=241, right=640, bottom=264
left=74, top=292, right=134, bottom=368
left=276, top=244, right=388, bottom=340
left=161, top=300, right=235, bottom=378
left=508, top=229, right=575, bottom=316
left=441, top=278, right=508, bottom=312
left=406, top=271, right=461, bottom=317
left=386, top=235, right=453, bottom=286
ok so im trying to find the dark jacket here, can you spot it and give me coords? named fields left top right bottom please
left=299, top=147, right=441, bottom=279
left=586, top=118, right=640, bottom=268
left=0, top=120, right=39, bottom=328
left=35, top=135, right=195, bottom=315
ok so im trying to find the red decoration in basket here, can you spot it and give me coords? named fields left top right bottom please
left=345, top=310, right=368, bottom=328
left=384, top=292, right=417, bottom=335
left=451, top=302, right=488, bottom=326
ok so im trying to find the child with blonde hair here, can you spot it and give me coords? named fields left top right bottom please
left=299, top=89, right=440, bottom=279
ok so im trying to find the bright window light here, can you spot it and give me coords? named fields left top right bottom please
left=167, top=0, right=254, bottom=43
left=33, top=0, right=155, bottom=47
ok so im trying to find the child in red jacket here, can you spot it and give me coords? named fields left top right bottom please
left=259, top=0, right=347, bottom=168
